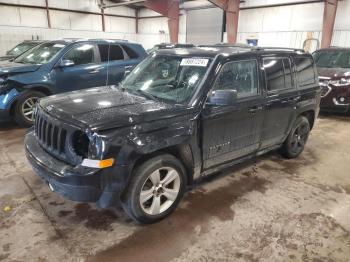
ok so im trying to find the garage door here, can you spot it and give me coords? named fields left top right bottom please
left=186, top=7, right=224, bottom=45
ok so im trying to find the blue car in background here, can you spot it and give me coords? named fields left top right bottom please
left=0, top=39, right=146, bottom=126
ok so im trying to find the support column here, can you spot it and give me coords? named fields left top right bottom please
left=144, top=0, right=180, bottom=43
left=321, top=0, right=338, bottom=48
left=101, top=0, right=106, bottom=31
left=45, top=0, right=51, bottom=28
left=226, top=0, right=240, bottom=44
left=208, top=0, right=240, bottom=44
left=135, top=9, right=139, bottom=34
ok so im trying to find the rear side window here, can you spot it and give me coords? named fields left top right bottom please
left=263, top=57, right=294, bottom=92
left=98, top=44, right=109, bottom=62
left=264, top=58, right=285, bottom=92
left=213, top=60, right=259, bottom=98
left=295, top=57, right=316, bottom=87
left=121, top=45, right=139, bottom=59
left=109, top=45, right=124, bottom=61
left=98, top=44, right=125, bottom=62
left=63, top=44, right=94, bottom=66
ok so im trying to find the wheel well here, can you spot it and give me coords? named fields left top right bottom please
left=300, top=110, right=315, bottom=129
left=9, top=86, right=51, bottom=116
left=133, top=144, right=195, bottom=185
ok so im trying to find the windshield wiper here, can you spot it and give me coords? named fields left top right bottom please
left=134, top=89, right=160, bottom=101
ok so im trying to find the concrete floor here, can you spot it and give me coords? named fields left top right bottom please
left=0, top=115, right=350, bottom=262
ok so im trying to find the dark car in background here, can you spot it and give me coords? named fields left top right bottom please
left=313, top=47, right=350, bottom=114
left=0, top=40, right=44, bottom=61
left=25, top=46, right=320, bottom=224
left=0, top=38, right=146, bottom=126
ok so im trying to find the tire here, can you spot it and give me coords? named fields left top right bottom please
left=280, top=116, right=310, bottom=159
left=13, top=91, right=45, bottom=127
left=122, top=154, right=187, bottom=224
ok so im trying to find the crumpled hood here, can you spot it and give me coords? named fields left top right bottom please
left=39, top=86, right=190, bottom=130
left=0, top=60, right=41, bottom=76
left=317, top=67, right=350, bottom=80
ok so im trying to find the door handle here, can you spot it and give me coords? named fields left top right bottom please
left=248, top=106, right=263, bottom=113
left=293, top=96, right=301, bottom=102
left=125, top=65, right=134, bottom=73
left=89, top=69, right=100, bottom=74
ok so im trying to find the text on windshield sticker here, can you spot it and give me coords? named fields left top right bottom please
left=180, top=58, right=209, bottom=67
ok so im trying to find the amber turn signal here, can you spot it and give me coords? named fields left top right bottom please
left=81, top=158, right=115, bottom=169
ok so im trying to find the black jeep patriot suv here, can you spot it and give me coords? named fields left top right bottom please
left=25, top=46, right=320, bottom=223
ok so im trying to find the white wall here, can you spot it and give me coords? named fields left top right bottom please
left=237, top=0, right=350, bottom=49
left=137, top=9, right=187, bottom=50
left=237, top=2, right=324, bottom=49
left=0, top=0, right=187, bottom=54
left=0, top=0, right=139, bottom=54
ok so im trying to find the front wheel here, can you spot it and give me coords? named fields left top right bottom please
left=13, top=91, right=45, bottom=127
left=280, top=116, right=310, bottom=159
left=122, top=154, right=187, bottom=224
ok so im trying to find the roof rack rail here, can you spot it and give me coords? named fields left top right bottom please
left=254, top=47, right=305, bottom=53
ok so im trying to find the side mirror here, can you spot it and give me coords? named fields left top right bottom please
left=59, top=59, right=75, bottom=68
left=6, top=51, right=10, bottom=55
left=208, top=89, right=238, bottom=106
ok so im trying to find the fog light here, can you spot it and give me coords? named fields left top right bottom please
left=339, top=97, right=345, bottom=103
left=81, top=158, right=115, bottom=169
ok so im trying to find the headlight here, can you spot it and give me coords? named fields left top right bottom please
left=329, top=78, right=350, bottom=86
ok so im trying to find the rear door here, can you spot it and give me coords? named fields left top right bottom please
left=97, top=44, right=128, bottom=85
left=202, top=58, right=265, bottom=169
left=260, top=56, right=299, bottom=149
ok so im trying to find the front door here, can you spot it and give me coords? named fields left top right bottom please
left=260, top=57, right=299, bottom=149
left=52, top=43, right=103, bottom=93
left=202, top=58, right=264, bottom=169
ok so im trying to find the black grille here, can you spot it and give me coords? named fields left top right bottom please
left=34, top=107, right=68, bottom=160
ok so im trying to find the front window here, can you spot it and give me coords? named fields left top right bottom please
left=213, top=60, right=259, bottom=98
left=314, top=50, right=350, bottom=68
left=63, top=44, right=94, bottom=65
left=7, top=42, right=38, bottom=57
left=15, top=42, right=66, bottom=64
left=121, top=54, right=211, bottom=103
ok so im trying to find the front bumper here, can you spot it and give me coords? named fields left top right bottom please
left=0, top=108, right=10, bottom=122
left=25, top=131, right=124, bottom=207
left=320, top=84, right=350, bottom=113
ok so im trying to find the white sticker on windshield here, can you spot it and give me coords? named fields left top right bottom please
left=180, top=58, right=209, bottom=67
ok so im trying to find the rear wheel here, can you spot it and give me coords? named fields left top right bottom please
left=280, top=116, right=310, bottom=159
left=13, top=91, right=45, bottom=127
left=122, top=154, right=187, bottom=224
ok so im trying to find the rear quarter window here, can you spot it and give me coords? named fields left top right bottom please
left=294, top=57, right=316, bottom=88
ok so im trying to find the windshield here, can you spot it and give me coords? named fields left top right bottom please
left=314, top=50, right=350, bottom=68
left=7, top=42, right=38, bottom=56
left=14, top=42, right=66, bottom=64
left=121, top=54, right=211, bottom=104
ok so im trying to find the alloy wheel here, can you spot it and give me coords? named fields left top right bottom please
left=139, top=167, right=181, bottom=215
left=290, top=123, right=309, bottom=154
left=21, top=97, right=39, bottom=122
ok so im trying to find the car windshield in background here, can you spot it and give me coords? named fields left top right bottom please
left=7, top=42, right=38, bottom=56
left=314, top=50, right=350, bottom=68
left=14, top=42, right=66, bottom=64
left=121, top=54, right=211, bottom=103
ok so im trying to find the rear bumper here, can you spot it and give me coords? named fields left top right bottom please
left=25, top=131, right=124, bottom=207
